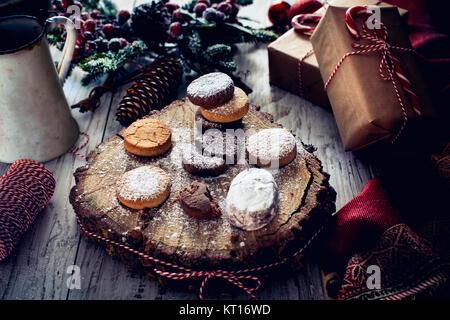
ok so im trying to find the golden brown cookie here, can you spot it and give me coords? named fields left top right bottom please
left=178, top=181, right=222, bottom=220
left=246, top=128, right=297, bottom=168
left=200, top=87, right=249, bottom=123
left=194, top=107, right=243, bottom=133
left=123, top=118, right=172, bottom=157
left=116, top=166, right=171, bottom=209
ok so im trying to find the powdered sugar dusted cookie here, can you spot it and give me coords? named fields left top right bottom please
left=247, top=128, right=297, bottom=168
left=182, top=144, right=227, bottom=176
left=225, top=168, right=278, bottom=231
left=116, top=166, right=171, bottom=209
left=187, top=72, right=234, bottom=108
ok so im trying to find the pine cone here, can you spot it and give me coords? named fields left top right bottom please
left=131, top=1, right=171, bottom=49
left=116, top=56, right=183, bottom=126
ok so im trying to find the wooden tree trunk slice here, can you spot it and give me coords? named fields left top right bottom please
left=70, top=99, right=336, bottom=274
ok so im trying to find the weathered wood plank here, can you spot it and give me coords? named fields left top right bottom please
left=0, top=63, right=113, bottom=299
left=1, top=0, right=373, bottom=300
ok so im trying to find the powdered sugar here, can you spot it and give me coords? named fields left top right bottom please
left=225, top=168, right=278, bottom=231
left=187, top=72, right=234, bottom=100
left=182, top=144, right=226, bottom=171
left=117, top=166, right=167, bottom=202
left=247, top=128, right=296, bottom=166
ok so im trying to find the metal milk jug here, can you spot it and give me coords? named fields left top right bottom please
left=0, top=15, right=79, bottom=163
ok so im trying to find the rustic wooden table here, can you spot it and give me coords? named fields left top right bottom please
left=0, top=0, right=375, bottom=300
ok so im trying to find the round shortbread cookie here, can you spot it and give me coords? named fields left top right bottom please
left=225, top=168, right=278, bottom=231
left=182, top=144, right=227, bottom=176
left=194, top=107, right=243, bottom=132
left=246, top=128, right=297, bottom=168
left=187, top=72, right=235, bottom=108
left=123, top=118, right=172, bottom=157
left=116, top=166, right=171, bottom=209
left=200, top=87, right=249, bottom=123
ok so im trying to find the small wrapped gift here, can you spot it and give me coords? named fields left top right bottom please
left=267, top=0, right=407, bottom=109
left=311, top=3, right=435, bottom=151
left=268, top=28, right=329, bottom=107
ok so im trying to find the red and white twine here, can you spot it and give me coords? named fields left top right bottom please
left=291, top=13, right=323, bottom=98
left=74, top=209, right=325, bottom=300
left=297, top=48, right=315, bottom=97
left=325, top=6, right=423, bottom=143
left=69, top=131, right=90, bottom=160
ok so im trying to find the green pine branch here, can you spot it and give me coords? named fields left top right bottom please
left=78, top=40, right=147, bottom=85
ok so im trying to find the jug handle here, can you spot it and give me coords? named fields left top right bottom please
left=45, top=16, right=77, bottom=84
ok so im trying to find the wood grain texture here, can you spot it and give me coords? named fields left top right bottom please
left=70, top=99, right=335, bottom=274
left=0, top=0, right=374, bottom=300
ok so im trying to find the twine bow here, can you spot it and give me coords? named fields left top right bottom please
left=324, top=6, right=423, bottom=143
left=154, top=269, right=262, bottom=300
left=74, top=207, right=324, bottom=300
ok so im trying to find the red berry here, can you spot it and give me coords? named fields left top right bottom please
left=287, top=0, right=323, bottom=21
left=228, top=1, right=239, bottom=18
left=62, top=0, right=74, bottom=9
left=118, top=10, right=131, bottom=24
left=172, top=9, right=184, bottom=22
left=118, top=38, right=128, bottom=48
left=268, top=1, right=291, bottom=26
left=90, top=9, right=101, bottom=19
left=169, top=21, right=182, bottom=39
left=217, top=2, right=232, bottom=15
left=84, top=19, right=96, bottom=32
left=165, top=2, right=180, bottom=14
left=194, top=3, right=208, bottom=17
left=102, top=23, right=116, bottom=39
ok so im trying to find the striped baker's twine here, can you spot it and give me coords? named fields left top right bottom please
left=291, top=13, right=322, bottom=98
left=69, top=131, right=90, bottom=160
left=298, top=49, right=315, bottom=97
left=74, top=208, right=325, bottom=300
left=325, top=6, right=423, bottom=144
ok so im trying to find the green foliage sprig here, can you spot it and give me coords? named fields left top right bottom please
left=78, top=41, right=147, bottom=86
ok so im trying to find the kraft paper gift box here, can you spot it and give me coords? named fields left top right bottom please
left=310, top=3, right=435, bottom=151
left=268, top=28, right=330, bottom=107
left=267, top=0, right=407, bottom=109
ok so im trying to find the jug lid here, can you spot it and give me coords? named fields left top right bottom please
left=0, top=15, right=45, bottom=55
